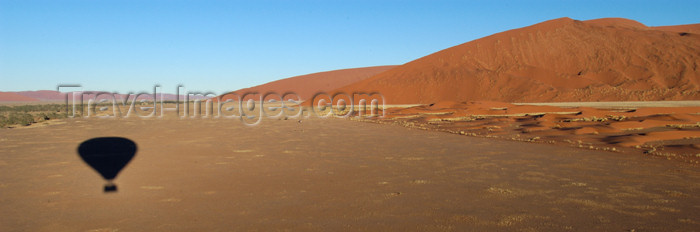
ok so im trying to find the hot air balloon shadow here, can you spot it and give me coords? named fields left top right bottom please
left=78, top=137, right=137, bottom=193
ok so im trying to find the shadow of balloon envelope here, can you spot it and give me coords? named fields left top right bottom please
left=77, top=137, right=137, bottom=193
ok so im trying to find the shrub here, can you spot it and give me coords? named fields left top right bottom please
left=6, top=112, right=35, bottom=126
left=0, top=104, right=72, bottom=127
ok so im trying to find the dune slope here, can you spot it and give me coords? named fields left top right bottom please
left=221, top=65, right=397, bottom=101
left=335, top=18, right=700, bottom=104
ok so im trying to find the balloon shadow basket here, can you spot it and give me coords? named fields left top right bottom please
left=104, top=181, right=118, bottom=193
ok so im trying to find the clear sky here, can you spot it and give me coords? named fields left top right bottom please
left=1, top=0, right=698, bottom=94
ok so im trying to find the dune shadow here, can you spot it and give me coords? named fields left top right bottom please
left=77, top=137, right=137, bottom=193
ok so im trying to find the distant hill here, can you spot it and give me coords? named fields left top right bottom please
left=333, top=17, right=700, bottom=104
left=0, top=92, right=39, bottom=102
left=15, top=90, right=68, bottom=101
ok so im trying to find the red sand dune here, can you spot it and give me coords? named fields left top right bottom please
left=219, top=66, right=397, bottom=101
left=334, top=17, right=700, bottom=104
left=0, top=92, right=39, bottom=102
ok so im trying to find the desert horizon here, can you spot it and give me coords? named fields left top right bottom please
left=1, top=1, right=699, bottom=231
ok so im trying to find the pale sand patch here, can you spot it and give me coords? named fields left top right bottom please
left=140, top=186, right=164, bottom=190
left=160, top=198, right=182, bottom=202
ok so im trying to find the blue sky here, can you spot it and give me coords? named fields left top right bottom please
left=1, top=0, right=698, bottom=94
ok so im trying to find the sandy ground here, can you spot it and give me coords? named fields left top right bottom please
left=374, top=101, right=700, bottom=163
left=514, top=101, right=700, bottom=108
left=1, top=113, right=699, bottom=231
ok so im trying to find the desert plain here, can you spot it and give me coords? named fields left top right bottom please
left=0, top=103, right=699, bottom=231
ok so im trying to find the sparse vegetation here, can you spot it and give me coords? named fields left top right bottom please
left=0, top=104, right=77, bottom=128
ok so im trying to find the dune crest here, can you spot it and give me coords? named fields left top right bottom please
left=653, top=23, right=700, bottom=34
